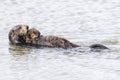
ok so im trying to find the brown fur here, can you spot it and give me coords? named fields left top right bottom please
left=35, top=36, right=79, bottom=49
left=25, top=28, right=79, bottom=49
left=8, top=25, right=29, bottom=44
left=25, top=28, right=40, bottom=43
left=9, top=26, right=109, bottom=50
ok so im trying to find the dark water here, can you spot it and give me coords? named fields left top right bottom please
left=0, top=0, right=120, bottom=80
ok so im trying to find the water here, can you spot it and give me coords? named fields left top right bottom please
left=0, top=0, right=120, bottom=80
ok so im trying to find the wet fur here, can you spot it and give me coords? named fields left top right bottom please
left=25, top=28, right=40, bottom=43
left=90, top=44, right=109, bottom=49
left=9, top=26, right=109, bottom=50
left=8, top=25, right=29, bottom=44
left=30, top=35, right=79, bottom=49
left=25, top=28, right=79, bottom=49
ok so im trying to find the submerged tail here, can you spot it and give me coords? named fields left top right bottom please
left=89, top=44, right=109, bottom=49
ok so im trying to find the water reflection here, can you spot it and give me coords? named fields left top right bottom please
left=9, top=44, right=31, bottom=55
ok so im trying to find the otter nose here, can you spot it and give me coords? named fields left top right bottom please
left=31, top=34, right=38, bottom=39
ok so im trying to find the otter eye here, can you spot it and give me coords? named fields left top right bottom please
left=28, top=34, right=31, bottom=38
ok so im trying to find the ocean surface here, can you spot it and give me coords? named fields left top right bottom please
left=0, top=0, right=120, bottom=80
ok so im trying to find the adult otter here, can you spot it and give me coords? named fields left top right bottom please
left=25, top=28, right=109, bottom=50
left=25, top=28, right=79, bottom=49
left=8, top=25, right=29, bottom=44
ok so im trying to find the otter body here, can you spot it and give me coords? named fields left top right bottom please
left=8, top=25, right=29, bottom=44
left=25, top=28, right=109, bottom=50
left=29, top=35, right=79, bottom=49
left=25, top=28, right=79, bottom=49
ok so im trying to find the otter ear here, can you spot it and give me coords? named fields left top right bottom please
left=12, top=30, right=14, bottom=32
left=26, top=25, right=29, bottom=29
left=38, top=32, right=41, bottom=36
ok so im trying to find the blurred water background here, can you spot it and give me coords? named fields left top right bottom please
left=0, top=0, right=120, bottom=80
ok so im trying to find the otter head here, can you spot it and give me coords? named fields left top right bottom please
left=26, top=28, right=40, bottom=43
left=15, top=25, right=29, bottom=36
left=9, top=24, right=29, bottom=44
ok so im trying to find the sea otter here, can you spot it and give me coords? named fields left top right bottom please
left=8, top=24, right=29, bottom=44
left=9, top=26, right=109, bottom=50
left=25, top=28, right=109, bottom=50
left=25, top=28, right=79, bottom=49
left=25, top=28, right=40, bottom=43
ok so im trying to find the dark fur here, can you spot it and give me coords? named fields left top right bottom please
left=8, top=25, right=29, bottom=44
left=90, top=44, right=109, bottom=49
left=25, top=28, right=40, bottom=43
left=9, top=26, right=109, bottom=50
left=25, top=28, right=79, bottom=49
left=30, top=35, right=79, bottom=49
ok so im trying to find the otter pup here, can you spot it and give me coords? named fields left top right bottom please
left=25, top=28, right=109, bottom=50
left=25, top=28, right=79, bottom=49
left=8, top=25, right=29, bottom=44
